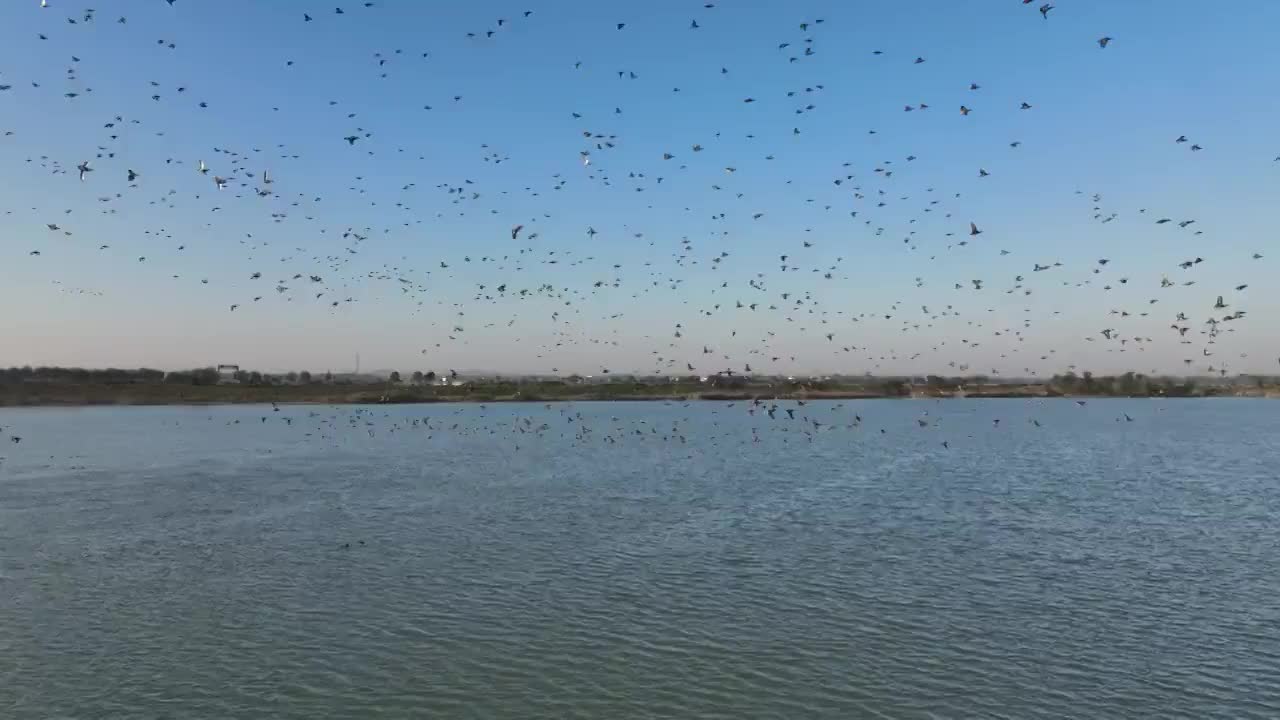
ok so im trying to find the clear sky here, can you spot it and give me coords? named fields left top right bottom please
left=1, top=1, right=1276, bottom=377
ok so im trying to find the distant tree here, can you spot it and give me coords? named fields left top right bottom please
left=233, top=370, right=250, bottom=384
left=425, top=371, right=437, bottom=383
left=299, top=371, right=312, bottom=384
left=248, top=371, right=263, bottom=385
left=411, top=370, right=424, bottom=384
left=1052, top=371, right=1080, bottom=393
left=323, top=371, right=333, bottom=383
left=1081, top=371, right=1096, bottom=393
left=193, top=367, right=220, bottom=385
left=389, top=371, right=402, bottom=384
left=286, top=371, right=298, bottom=384
left=1117, top=371, right=1148, bottom=396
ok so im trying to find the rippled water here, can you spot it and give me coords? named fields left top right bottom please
left=2, top=399, right=1279, bottom=718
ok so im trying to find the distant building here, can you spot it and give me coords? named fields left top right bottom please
left=217, top=364, right=240, bottom=384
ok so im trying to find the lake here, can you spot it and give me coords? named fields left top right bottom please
left=2, top=399, right=1278, bottom=718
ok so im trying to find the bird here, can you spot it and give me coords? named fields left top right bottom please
left=77, top=161, right=92, bottom=181
left=969, top=222, right=982, bottom=236
left=1039, top=3, right=1054, bottom=18
left=1098, top=36, right=1112, bottom=48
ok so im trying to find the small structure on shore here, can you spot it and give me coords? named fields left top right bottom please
left=216, top=364, right=240, bottom=384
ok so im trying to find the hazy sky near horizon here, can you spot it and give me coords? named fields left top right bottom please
left=1, top=1, right=1276, bottom=376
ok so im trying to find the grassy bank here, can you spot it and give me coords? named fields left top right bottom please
left=1, top=376, right=1274, bottom=407
left=0, top=381, right=888, bottom=407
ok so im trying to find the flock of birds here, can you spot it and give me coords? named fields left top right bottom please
left=0, top=396, right=1151, bottom=474
left=0, top=2, right=1275, bottom=456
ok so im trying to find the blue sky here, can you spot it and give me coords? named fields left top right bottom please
left=1, top=1, right=1277, bottom=376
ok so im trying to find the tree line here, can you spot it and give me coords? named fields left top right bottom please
left=0, top=366, right=447, bottom=387
left=0, top=366, right=1265, bottom=395
left=0, top=366, right=316, bottom=386
left=1048, top=371, right=1200, bottom=397
left=1, top=366, right=168, bottom=384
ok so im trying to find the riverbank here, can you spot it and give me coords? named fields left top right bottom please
left=1, top=380, right=1272, bottom=407
left=0, top=383, right=891, bottom=407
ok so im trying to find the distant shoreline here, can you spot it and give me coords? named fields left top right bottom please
left=1, top=380, right=1274, bottom=408
left=0, top=385, right=900, bottom=408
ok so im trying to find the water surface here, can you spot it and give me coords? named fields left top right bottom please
left=2, top=400, right=1278, bottom=718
